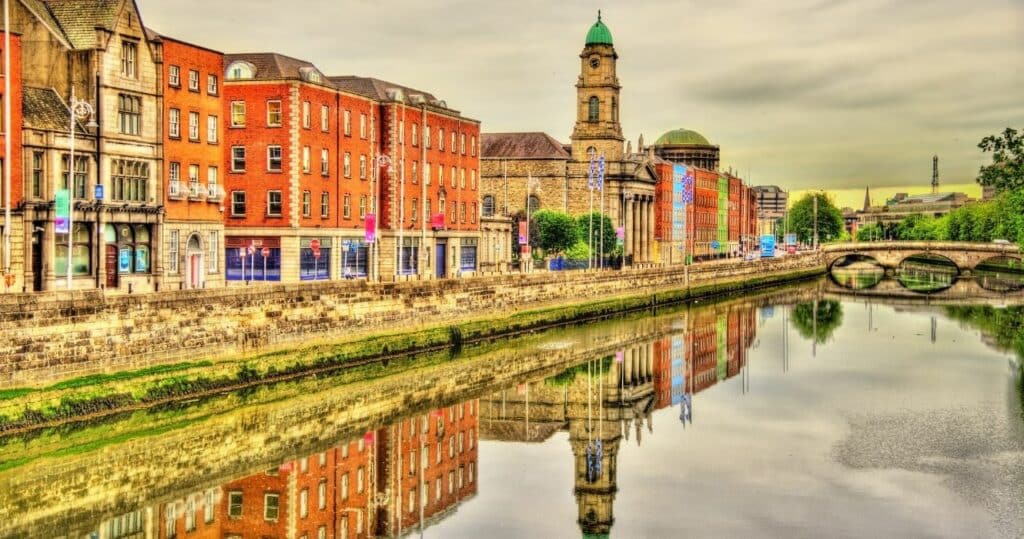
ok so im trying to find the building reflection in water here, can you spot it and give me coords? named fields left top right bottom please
left=479, top=303, right=757, bottom=537
left=93, top=400, right=480, bottom=539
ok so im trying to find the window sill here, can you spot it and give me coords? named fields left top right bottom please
left=229, top=125, right=246, bottom=129
left=229, top=214, right=247, bottom=219
left=230, top=170, right=246, bottom=174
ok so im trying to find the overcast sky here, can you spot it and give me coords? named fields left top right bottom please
left=137, top=0, right=1023, bottom=193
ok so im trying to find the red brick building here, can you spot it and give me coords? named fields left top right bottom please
left=156, top=33, right=225, bottom=290
left=0, top=31, right=21, bottom=289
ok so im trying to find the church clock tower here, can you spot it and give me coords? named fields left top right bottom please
left=570, top=11, right=624, bottom=162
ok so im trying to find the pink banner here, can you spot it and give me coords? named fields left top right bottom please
left=364, top=214, right=375, bottom=242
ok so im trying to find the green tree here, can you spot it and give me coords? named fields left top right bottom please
left=531, top=210, right=578, bottom=255
left=788, top=192, right=844, bottom=245
left=856, top=223, right=884, bottom=241
left=575, top=212, right=616, bottom=256
left=977, top=127, right=1024, bottom=193
left=564, top=241, right=591, bottom=262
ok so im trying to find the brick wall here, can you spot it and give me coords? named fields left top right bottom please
left=0, top=254, right=823, bottom=387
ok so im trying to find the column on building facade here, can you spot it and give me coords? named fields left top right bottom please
left=96, top=211, right=108, bottom=289
left=42, top=219, right=55, bottom=291
left=646, top=197, right=655, bottom=264
left=637, top=197, right=646, bottom=263
left=624, top=195, right=634, bottom=262
left=631, top=198, right=641, bottom=263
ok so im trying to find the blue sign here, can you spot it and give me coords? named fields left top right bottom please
left=760, top=234, right=776, bottom=258
left=118, top=248, right=132, bottom=272
left=94, top=184, right=104, bottom=200
left=711, top=239, right=720, bottom=250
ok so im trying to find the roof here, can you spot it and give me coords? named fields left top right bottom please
left=329, top=75, right=448, bottom=108
left=42, top=0, right=125, bottom=50
left=585, top=12, right=613, bottom=46
left=224, top=52, right=321, bottom=81
left=481, top=132, right=571, bottom=159
left=22, top=86, right=88, bottom=133
left=654, top=128, right=711, bottom=146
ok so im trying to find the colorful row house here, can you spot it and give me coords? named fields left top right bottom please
left=0, top=0, right=495, bottom=294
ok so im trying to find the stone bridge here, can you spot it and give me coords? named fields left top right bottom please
left=822, top=276, right=1024, bottom=305
left=822, top=241, right=1021, bottom=273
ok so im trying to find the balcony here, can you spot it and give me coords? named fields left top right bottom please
left=188, top=182, right=207, bottom=201
left=207, top=184, right=224, bottom=202
left=168, top=181, right=186, bottom=200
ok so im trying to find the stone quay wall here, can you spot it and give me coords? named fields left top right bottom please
left=0, top=253, right=823, bottom=388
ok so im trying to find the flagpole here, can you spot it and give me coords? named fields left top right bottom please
left=2, top=0, right=11, bottom=284
left=599, top=176, right=605, bottom=269
left=587, top=151, right=595, bottom=270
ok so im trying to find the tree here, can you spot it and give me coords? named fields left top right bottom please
left=788, top=192, right=844, bottom=245
left=574, top=212, right=616, bottom=256
left=531, top=210, right=578, bottom=255
left=977, top=127, right=1024, bottom=193
left=856, top=223, right=884, bottom=242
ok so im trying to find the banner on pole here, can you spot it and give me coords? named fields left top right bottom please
left=518, top=221, right=528, bottom=244
left=364, top=214, right=376, bottom=242
left=597, top=155, right=605, bottom=190
left=55, top=189, right=70, bottom=234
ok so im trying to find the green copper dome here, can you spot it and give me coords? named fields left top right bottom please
left=585, top=12, right=613, bottom=46
left=654, top=128, right=711, bottom=146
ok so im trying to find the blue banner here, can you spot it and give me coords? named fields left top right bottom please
left=760, top=234, right=776, bottom=258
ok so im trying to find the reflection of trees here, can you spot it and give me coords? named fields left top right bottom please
left=791, top=300, right=844, bottom=344
left=945, top=305, right=1024, bottom=413
left=544, top=356, right=614, bottom=387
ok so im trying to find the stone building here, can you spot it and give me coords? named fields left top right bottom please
left=8, top=0, right=164, bottom=293
left=480, top=13, right=658, bottom=266
left=651, top=128, right=720, bottom=171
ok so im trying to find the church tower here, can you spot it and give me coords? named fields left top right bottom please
left=570, top=11, right=624, bottom=162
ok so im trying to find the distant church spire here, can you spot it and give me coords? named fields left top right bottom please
left=863, top=186, right=871, bottom=211
left=932, top=155, right=939, bottom=195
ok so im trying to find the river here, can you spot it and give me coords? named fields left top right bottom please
left=0, top=279, right=1022, bottom=538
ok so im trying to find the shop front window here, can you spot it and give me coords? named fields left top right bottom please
left=299, top=238, right=331, bottom=281
left=225, top=238, right=281, bottom=281
left=55, top=223, right=92, bottom=276
left=460, top=240, right=478, bottom=272
left=341, top=240, right=368, bottom=278
left=113, top=224, right=151, bottom=273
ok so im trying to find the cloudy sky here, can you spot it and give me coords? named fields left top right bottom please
left=137, top=0, right=1022, bottom=201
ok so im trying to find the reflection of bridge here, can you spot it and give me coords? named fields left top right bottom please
left=822, top=241, right=1021, bottom=273
left=822, top=277, right=1024, bottom=304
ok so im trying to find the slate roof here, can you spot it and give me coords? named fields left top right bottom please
left=225, top=52, right=320, bottom=81
left=22, top=86, right=88, bottom=133
left=330, top=75, right=442, bottom=107
left=42, top=0, right=124, bottom=50
left=480, top=132, right=571, bottom=159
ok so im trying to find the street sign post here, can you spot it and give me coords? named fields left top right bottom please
left=94, top=184, right=104, bottom=201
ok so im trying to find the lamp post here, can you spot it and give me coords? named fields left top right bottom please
left=64, top=87, right=96, bottom=290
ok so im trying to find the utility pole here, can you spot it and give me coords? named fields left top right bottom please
left=812, top=193, right=819, bottom=250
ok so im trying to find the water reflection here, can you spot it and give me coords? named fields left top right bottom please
left=830, top=262, right=885, bottom=290
left=896, top=254, right=959, bottom=293
left=975, top=256, right=1024, bottom=292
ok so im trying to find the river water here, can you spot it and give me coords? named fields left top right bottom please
left=1, top=279, right=1022, bottom=538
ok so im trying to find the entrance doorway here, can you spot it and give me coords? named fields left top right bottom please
left=105, top=244, right=119, bottom=289
left=186, top=234, right=203, bottom=289
left=31, top=226, right=43, bottom=292
left=436, top=242, right=447, bottom=278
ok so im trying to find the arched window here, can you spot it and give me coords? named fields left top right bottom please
left=114, top=224, right=151, bottom=274
left=226, top=61, right=255, bottom=80
left=528, top=195, right=541, bottom=213
left=588, top=96, right=599, bottom=122
left=482, top=195, right=495, bottom=217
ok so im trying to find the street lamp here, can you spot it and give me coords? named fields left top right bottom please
left=64, top=87, right=96, bottom=290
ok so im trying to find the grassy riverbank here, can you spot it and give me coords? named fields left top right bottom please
left=0, top=267, right=823, bottom=433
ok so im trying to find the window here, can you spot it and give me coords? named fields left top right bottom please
left=343, top=194, right=351, bottom=219
left=55, top=223, right=91, bottom=276
left=299, top=488, right=308, bottom=518
left=302, top=101, right=310, bottom=129
left=359, top=155, right=367, bottom=179
left=188, top=164, right=200, bottom=188
left=451, top=131, right=456, bottom=153
left=411, top=123, right=418, bottom=146
left=408, top=489, right=416, bottom=513
left=458, top=431, right=464, bottom=453
left=357, top=466, right=365, bottom=493
left=267, top=100, right=282, bottom=126
left=588, top=96, right=599, bottom=122
left=121, top=41, right=137, bottom=77
left=208, top=231, right=219, bottom=272
left=168, top=230, right=179, bottom=273
left=359, top=195, right=367, bottom=218
left=169, top=65, right=180, bottom=87
left=321, top=105, right=329, bottom=131
left=435, top=477, right=442, bottom=501
left=188, top=69, right=200, bottom=91
left=411, top=198, right=418, bottom=221
left=343, top=152, right=351, bottom=178
left=31, top=151, right=43, bottom=198
left=205, top=490, right=215, bottom=523
left=424, top=125, right=431, bottom=148
left=343, top=110, right=351, bottom=136
left=439, top=128, right=445, bottom=150
left=460, top=133, right=466, bottom=154
left=482, top=195, right=495, bottom=216
left=302, top=146, right=311, bottom=173
left=341, top=473, right=349, bottom=500
left=450, top=167, right=456, bottom=189
left=267, top=146, right=282, bottom=172
left=302, top=190, right=311, bottom=217
left=169, top=161, right=181, bottom=187
left=207, top=115, right=218, bottom=143
left=111, top=159, right=148, bottom=202
left=412, top=162, right=418, bottom=184
left=528, top=194, right=540, bottom=213
left=448, top=470, right=455, bottom=494
left=228, top=491, right=243, bottom=518
left=61, top=155, right=88, bottom=199
left=227, top=61, right=254, bottom=80
left=321, top=192, right=329, bottom=218
left=471, top=136, right=476, bottom=156
left=438, top=167, right=443, bottom=186
left=460, top=169, right=465, bottom=189
left=230, top=101, right=245, bottom=127
left=264, top=493, right=280, bottom=521
left=231, top=146, right=246, bottom=172
left=423, top=163, right=431, bottom=185
left=208, top=166, right=218, bottom=196
left=318, top=526, right=326, bottom=539
left=188, top=111, right=200, bottom=141
left=359, top=113, right=367, bottom=138
left=267, top=190, right=282, bottom=216
left=109, top=224, right=151, bottom=274
left=460, top=202, right=467, bottom=223
left=208, top=74, right=218, bottom=95
left=166, top=504, right=177, bottom=538
left=436, top=441, right=442, bottom=463
left=318, top=480, right=327, bottom=510
left=118, top=94, right=141, bottom=135
left=185, top=499, right=196, bottom=532
left=228, top=191, right=245, bottom=216
left=321, top=148, right=329, bottom=176
left=471, top=170, right=476, bottom=190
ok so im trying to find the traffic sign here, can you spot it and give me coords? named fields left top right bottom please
left=310, top=239, right=320, bottom=250
left=261, top=247, right=270, bottom=258
left=711, top=239, right=720, bottom=250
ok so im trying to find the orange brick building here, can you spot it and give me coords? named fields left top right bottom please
left=156, top=34, right=225, bottom=290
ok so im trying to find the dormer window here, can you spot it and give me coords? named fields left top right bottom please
left=226, top=61, right=255, bottom=80
left=299, top=67, right=323, bottom=84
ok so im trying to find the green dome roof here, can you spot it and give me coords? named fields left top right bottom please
left=585, top=12, right=613, bottom=46
left=654, top=128, right=711, bottom=146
